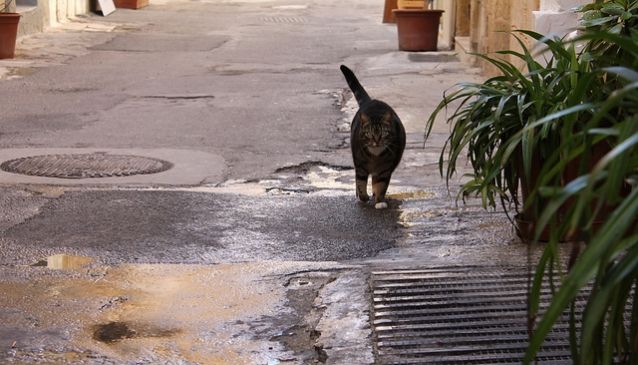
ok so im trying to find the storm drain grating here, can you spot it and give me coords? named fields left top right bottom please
left=371, top=266, right=597, bottom=365
left=0, top=153, right=173, bottom=179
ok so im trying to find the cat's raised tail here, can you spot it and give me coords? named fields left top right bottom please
left=340, top=65, right=371, bottom=106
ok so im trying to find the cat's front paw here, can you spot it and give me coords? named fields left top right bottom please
left=375, top=202, right=388, bottom=209
left=357, top=193, right=369, bottom=202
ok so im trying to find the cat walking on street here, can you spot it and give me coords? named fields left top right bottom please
left=340, top=65, right=406, bottom=209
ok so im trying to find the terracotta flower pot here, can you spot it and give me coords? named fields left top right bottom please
left=0, top=13, right=20, bottom=59
left=392, top=9, right=443, bottom=52
left=514, top=142, right=630, bottom=242
left=113, top=0, right=148, bottom=9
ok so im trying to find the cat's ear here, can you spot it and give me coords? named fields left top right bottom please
left=382, top=111, right=393, bottom=126
left=360, top=113, right=371, bottom=126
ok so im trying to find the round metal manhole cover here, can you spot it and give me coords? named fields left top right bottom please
left=0, top=153, right=173, bottom=179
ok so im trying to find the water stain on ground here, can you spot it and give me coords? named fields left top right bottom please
left=1, top=263, right=306, bottom=364
left=93, top=321, right=136, bottom=343
left=92, top=321, right=179, bottom=343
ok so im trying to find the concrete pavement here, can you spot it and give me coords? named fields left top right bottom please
left=0, top=1, right=530, bottom=364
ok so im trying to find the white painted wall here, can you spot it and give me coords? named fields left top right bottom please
left=434, top=0, right=456, bottom=50
left=533, top=0, right=590, bottom=38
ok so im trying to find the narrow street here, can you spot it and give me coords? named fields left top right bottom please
left=0, top=1, right=525, bottom=364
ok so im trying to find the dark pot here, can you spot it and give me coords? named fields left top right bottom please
left=515, top=142, right=627, bottom=242
left=514, top=214, right=609, bottom=243
left=0, top=13, right=21, bottom=59
left=392, top=9, right=443, bottom=52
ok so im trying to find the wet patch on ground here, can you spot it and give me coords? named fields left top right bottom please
left=2, top=191, right=402, bottom=263
left=370, top=186, right=526, bottom=269
left=92, top=321, right=179, bottom=343
left=1, top=262, right=331, bottom=364
left=93, top=321, right=136, bottom=343
left=260, top=273, right=336, bottom=364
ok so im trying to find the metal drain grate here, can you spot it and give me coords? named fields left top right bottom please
left=0, top=153, right=173, bottom=179
left=371, top=266, right=590, bottom=365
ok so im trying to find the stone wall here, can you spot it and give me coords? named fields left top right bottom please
left=16, top=0, right=92, bottom=38
left=434, top=0, right=456, bottom=49
left=49, top=0, right=92, bottom=26
left=473, top=0, right=540, bottom=75
left=448, top=0, right=593, bottom=75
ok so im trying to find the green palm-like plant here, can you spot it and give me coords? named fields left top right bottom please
left=524, top=3, right=638, bottom=362
left=525, top=62, right=638, bottom=364
left=426, top=0, right=638, bottom=362
left=425, top=29, right=600, bottom=227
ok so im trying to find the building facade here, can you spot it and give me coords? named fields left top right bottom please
left=435, top=0, right=590, bottom=74
left=5, top=0, right=92, bottom=37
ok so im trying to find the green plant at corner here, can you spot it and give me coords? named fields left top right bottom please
left=525, top=60, right=638, bottom=363
left=424, top=29, right=599, bottom=227
left=524, top=0, right=638, bottom=362
left=425, top=0, right=638, bottom=362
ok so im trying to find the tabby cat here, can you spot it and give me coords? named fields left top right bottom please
left=340, top=65, right=406, bottom=209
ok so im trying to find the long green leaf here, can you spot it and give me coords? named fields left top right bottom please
left=525, top=189, right=638, bottom=363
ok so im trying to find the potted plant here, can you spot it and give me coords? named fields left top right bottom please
left=0, top=0, right=20, bottom=59
left=392, top=0, right=444, bottom=51
left=424, top=0, right=638, bottom=358
left=424, top=27, right=609, bottom=240
left=524, top=1, right=638, bottom=362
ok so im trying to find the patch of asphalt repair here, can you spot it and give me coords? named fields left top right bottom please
left=0, top=190, right=403, bottom=265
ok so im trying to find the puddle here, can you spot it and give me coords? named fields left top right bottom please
left=46, top=254, right=93, bottom=270
left=92, top=321, right=179, bottom=343
left=2, top=263, right=291, bottom=364
left=93, top=322, right=136, bottom=343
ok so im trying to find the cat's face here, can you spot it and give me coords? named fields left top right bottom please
left=359, top=112, right=392, bottom=156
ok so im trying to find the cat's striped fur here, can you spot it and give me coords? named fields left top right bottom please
left=340, top=65, right=406, bottom=209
